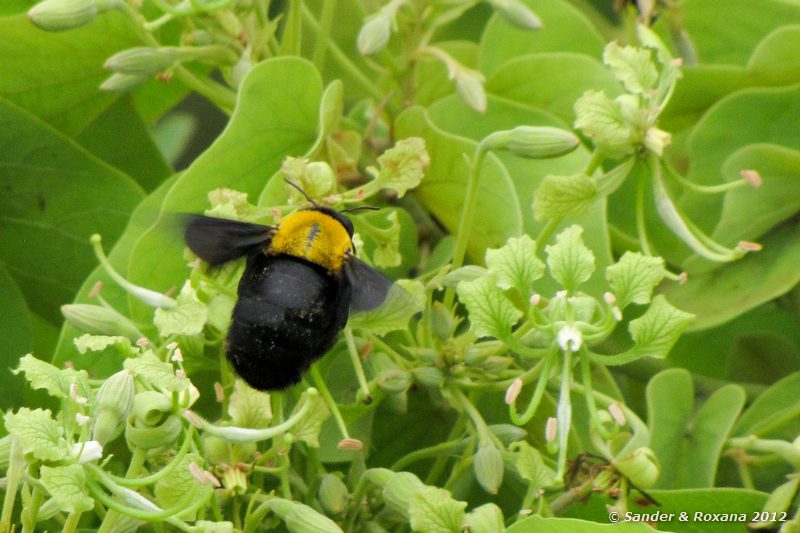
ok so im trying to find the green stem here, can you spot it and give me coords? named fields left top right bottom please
left=535, top=217, right=562, bottom=253
left=555, top=348, right=572, bottom=479
left=22, top=484, right=43, bottom=532
left=635, top=168, right=654, bottom=256
left=344, top=327, right=371, bottom=402
left=444, top=144, right=488, bottom=308
left=664, top=161, right=750, bottom=194
left=448, top=386, right=491, bottom=444
left=279, top=0, right=303, bottom=55
left=509, top=349, right=556, bottom=425
left=312, top=0, right=337, bottom=70
left=580, top=348, right=611, bottom=439
left=301, top=5, right=384, bottom=101
left=425, top=413, right=466, bottom=485
left=62, top=511, right=82, bottom=533
left=391, top=438, right=465, bottom=471
left=310, top=365, right=352, bottom=441
left=0, top=439, right=24, bottom=533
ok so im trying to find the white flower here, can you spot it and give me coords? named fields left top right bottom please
left=71, top=441, right=103, bottom=463
left=557, top=324, right=583, bottom=352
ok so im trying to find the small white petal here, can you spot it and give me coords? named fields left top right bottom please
left=557, top=324, right=583, bottom=352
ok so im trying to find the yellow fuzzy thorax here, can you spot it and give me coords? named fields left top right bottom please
left=269, top=209, right=352, bottom=273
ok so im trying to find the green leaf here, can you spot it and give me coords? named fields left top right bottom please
left=153, top=283, right=208, bottom=337
left=409, top=486, right=467, bottom=533
left=573, top=91, right=638, bottom=159
left=394, top=105, right=522, bottom=261
left=734, top=371, right=800, bottom=438
left=370, top=137, right=429, bottom=198
left=290, top=388, right=330, bottom=448
left=484, top=235, right=544, bottom=294
left=155, top=453, right=205, bottom=520
left=507, top=515, right=657, bottom=532
left=0, top=98, right=144, bottom=324
left=39, top=464, right=94, bottom=513
left=647, top=369, right=746, bottom=489
left=714, top=144, right=800, bottom=243
left=511, top=441, right=556, bottom=490
left=664, top=224, right=800, bottom=330
left=533, top=173, right=598, bottom=220
left=228, top=380, right=272, bottom=429
left=73, top=334, right=130, bottom=354
left=124, top=352, right=189, bottom=392
left=0, top=13, right=138, bottom=136
left=478, top=0, right=605, bottom=76
left=74, top=96, right=172, bottom=190
left=627, top=296, right=694, bottom=360
left=545, top=225, right=595, bottom=292
left=462, top=503, right=505, bottom=533
left=13, top=353, right=89, bottom=399
left=603, top=42, right=658, bottom=94
left=605, top=252, right=665, bottom=308
left=457, top=275, right=522, bottom=339
left=0, top=267, right=34, bottom=411
left=486, top=53, right=622, bottom=125
left=4, top=407, right=66, bottom=461
left=348, top=280, right=424, bottom=336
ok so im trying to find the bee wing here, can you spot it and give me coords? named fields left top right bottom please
left=183, top=214, right=274, bottom=266
left=344, top=256, right=395, bottom=312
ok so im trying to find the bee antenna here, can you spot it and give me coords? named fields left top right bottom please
left=340, top=205, right=380, bottom=214
left=284, top=178, right=319, bottom=207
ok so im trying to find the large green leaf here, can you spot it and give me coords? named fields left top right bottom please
left=478, top=0, right=605, bottom=76
left=126, top=58, right=323, bottom=321
left=0, top=98, right=145, bottom=324
left=656, top=0, right=800, bottom=66
left=0, top=267, right=34, bottom=411
left=663, top=224, right=800, bottom=331
left=647, top=369, right=745, bottom=489
left=75, top=95, right=172, bottom=190
left=394, top=104, right=522, bottom=262
left=486, top=52, right=622, bottom=124
left=507, top=516, right=657, bottom=532
left=734, top=371, right=800, bottom=439
left=0, top=12, right=139, bottom=136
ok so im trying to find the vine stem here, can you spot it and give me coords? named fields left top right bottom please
left=309, top=365, right=352, bottom=441
left=312, top=0, right=338, bottom=70
left=344, top=327, right=371, bottom=402
left=62, top=512, right=82, bottom=533
left=444, top=145, right=488, bottom=308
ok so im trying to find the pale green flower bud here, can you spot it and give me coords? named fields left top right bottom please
left=132, top=390, right=172, bottom=426
left=482, top=126, right=579, bottom=159
left=267, top=498, right=342, bottom=533
left=220, top=465, right=248, bottom=495
left=126, top=414, right=182, bottom=451
left=99, top=72, right=148, bottom=93
left=305, top=161, right=336, bottom=197
left=382, top=471, right=424, bottom=518
left=614, top=446, right=660, bottom=489
left=473, top=442, right=504, bottom=494
left=28, top=0, right=96, bottom=31
left=487, top=0, right=542, bottom=30
left=377, top=369, right=411, bottom=394
left=488, top=423, right=527, bottom=445
left=357, top=15, right=392, bottom=55
left=92, top=369, right=134, bottom=445
left=105, top=47, right=180, bottom=76
left=430, top=301, right=454, bottom=342
left=454, top=69, right=487, bottom=113
left=62, top=303, right=144, bottom=340
left=412, top=367, right=444, bottom=388
left=318, top=473, right=349, bottom=515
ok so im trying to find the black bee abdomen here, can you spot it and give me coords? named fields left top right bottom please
left=226, top=253, right=351, bottom=390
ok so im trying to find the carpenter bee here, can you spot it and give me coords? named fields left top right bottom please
left=183, top=181, right=394, bottom=390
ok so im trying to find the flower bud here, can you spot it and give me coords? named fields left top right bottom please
left=614, top=447, right=660, bottom=489
left=305, top=162, right=336, bottom=197
left=482, top=126, right=579, bottom=159
left=61, top=304, right=144, bottom=340
left=100, top=72, right=149, bottom=93
left=357, top=15, right=392, bottom=55
left=488, top=423, right=527, bottom=445
left=28, top=0, right=97, bottom=31
left=473, top=442, right=504, bottom=494
left=318, top=473, right=349, bottom=515
left=412, top=367, right=444, bottom=388
left=267, top=498, right=342, bottom=533
left=92, top=369, right=135, bottom=445
left=220, top=465, right=248, bottom=495
left=132, top=390, right=172, bottom=426
left=462, top=502, right=505, bottom=533
left=126, top=414, right=182, bottom=451
left=382, top=471, right=424, bottom=518
left=454, top=69, right=487, bottom=113
left=105, top=47, right=181, bottom=76
left=486, top=0, right=542, bottom=29
left=70, top=440, right=103, bottom=463
left=377, top=369, right=411, bottom=394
